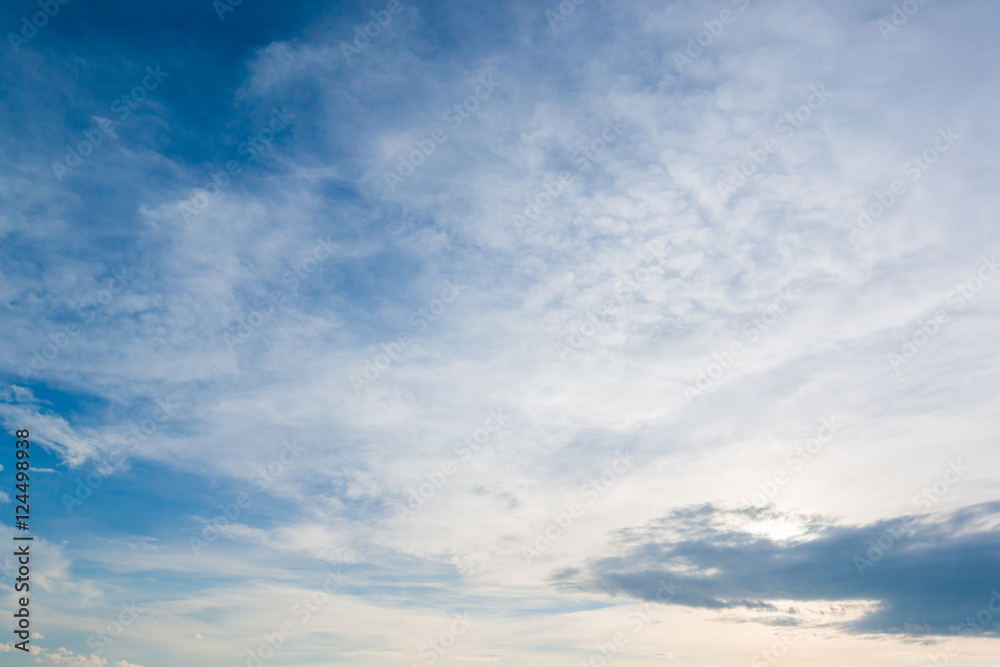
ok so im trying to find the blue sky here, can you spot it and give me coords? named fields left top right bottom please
left=2, top=0, right=1000, bottom=665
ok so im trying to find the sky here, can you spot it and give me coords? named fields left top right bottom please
left=1, top=0, right=1000, bottom=665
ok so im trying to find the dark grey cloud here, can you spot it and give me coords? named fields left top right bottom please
left=557, top=502, right=1000, bottom=636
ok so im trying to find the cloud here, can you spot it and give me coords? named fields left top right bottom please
left=560, top=502, right=1000, bottom=636
left=0, top=386, right=105, bottom=466
left=22, top=646, right=140, bottom=667
left=38, top=647, right=107, bottom=666
left=1, top=0, right=1000, bottom=665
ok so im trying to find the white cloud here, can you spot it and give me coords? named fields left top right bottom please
left=1, top=1, right=999, bottom=665
left=38, top=648, right=106, bottom=666
left=0, top=387, right=105, bottom=466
